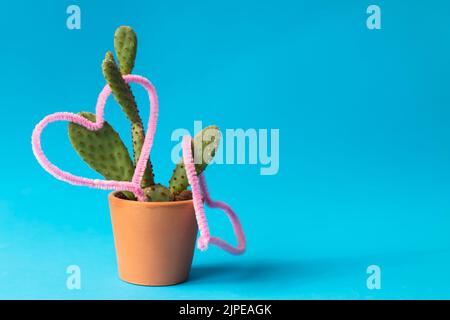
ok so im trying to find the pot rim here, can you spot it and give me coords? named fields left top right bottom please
left=108, top=191, right=193, bottom=208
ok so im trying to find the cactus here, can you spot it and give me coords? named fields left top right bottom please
left=102, top=51, right=155, bottom=188
left=144, top=184, right=174, bottom=202
left=64, top=26, right=221, bottom=202
left=169, top=126, right=221, bottom=195
left=114, top=26, right=137, bottom=75
left=174, top=190, right=193, bottom=201
left=68, top=112, right=136, bottom=199
left=102, top=52, right=140, bottom=122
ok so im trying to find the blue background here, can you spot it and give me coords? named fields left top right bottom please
left=1, top=0, right=450, bottom=299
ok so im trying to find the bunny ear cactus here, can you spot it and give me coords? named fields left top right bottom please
left=102, top=51, right=155, bottom=189
left=102, top=52, right=140, bottom=123
left=68, top=112, right=136, bottom=200
left=68, top=112, right=135, bottom=181
left=114, top=26, right=137, bottom=75
left=169, top=126, right=221, bottom=195
left=144, top=184, right=175, bottom=202
left=67, top=26, right=221, bottom=202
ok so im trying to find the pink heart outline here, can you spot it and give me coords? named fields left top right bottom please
left=182, top=136, right=246, bottom=254
left=31, top=75, right=158, bottom=201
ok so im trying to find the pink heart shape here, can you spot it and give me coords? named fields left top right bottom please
left=31, top=75, right=158, bottom=201
left=182, top=136, right=246, bottom=254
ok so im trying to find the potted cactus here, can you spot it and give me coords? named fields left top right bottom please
left=31, top=26, right=245, bottom=286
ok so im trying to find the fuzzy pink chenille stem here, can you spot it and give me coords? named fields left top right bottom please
left=182, top=136, right=246, bottom=254
left=31, top=75, right=157, bottom=201
left=32, top=74, right=245, bottom=254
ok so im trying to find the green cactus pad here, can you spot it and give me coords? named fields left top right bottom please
left=68, top=112, right=136, bottom=199
left=102, top=52, right=140, bottom=123
left=114, top=26, right=137, bottom=75
left=174, top=190, right=193, bottom=201
left=102, top=51, right=155, bottom=187
left=130, top=124, right=155, bottom=187
left=169, top=126, right=221, bottom=194
left=143, top=184, right=174, bottom=202
left=131, top=122, right=145, bottom=166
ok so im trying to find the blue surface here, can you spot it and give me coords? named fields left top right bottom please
left=1, top=0, right=450, bottom=299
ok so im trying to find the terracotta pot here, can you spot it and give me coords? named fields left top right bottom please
left=108, top=192, right=198, bottom=286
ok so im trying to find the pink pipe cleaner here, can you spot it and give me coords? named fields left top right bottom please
left=182, top=136, right=246, bottom=254
left=32, top=74, right=245, bottom=255
left=31, top=75, right=157, bottom=201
